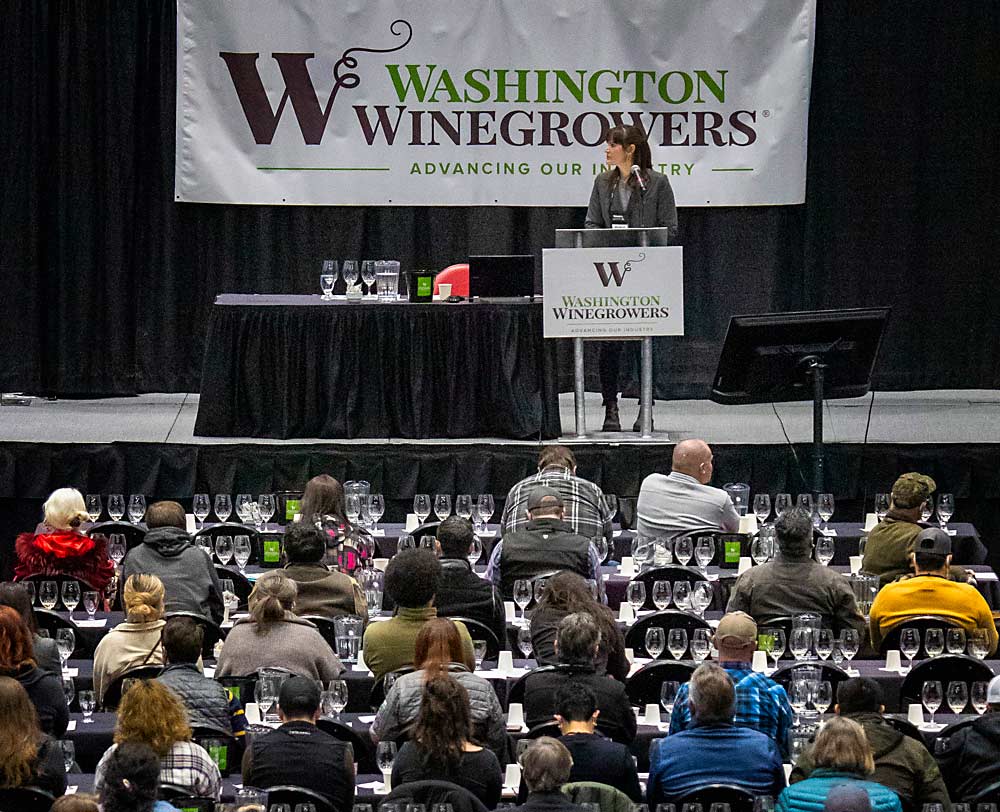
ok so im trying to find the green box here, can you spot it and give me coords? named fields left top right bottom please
left=263, top=539, right=281, bottom=564
left=724, top=539, right=741, bottom=564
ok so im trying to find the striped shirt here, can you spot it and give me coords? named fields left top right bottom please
left=500, top=467, right=613, bottom=544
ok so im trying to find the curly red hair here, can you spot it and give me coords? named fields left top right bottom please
left=0, top=606, right=34, bottom=672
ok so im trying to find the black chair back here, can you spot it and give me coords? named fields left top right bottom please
left=299, top=614, right=343, bottom=655
left=630, top=565, right=708, bottom=610
left=508, top=665, right=557, bottom=705
left=317, top=716, right=377, bottom=773
left=771, top=662, right=851, bottom=703
left=89, top=521, right=147, bottom=551
left=370, top=665, right=417, bottom=708
left=33, top=609, right=90, bottom=657
left=624, top=610, right=713, bottom=657
left=0, top=786, right=56, bottom=812
left=265, top=785, right=335, bottom=812
left=674, top=784, right=756, bottom=812
left=214, top=565, right=253, bottom=609
left=899, top=655, right=995, bottom=705
left=879, top=615, right=964, bottom=654
left=216, top=674, right=257, bottom=706
left=447, top=616, right=503, bottom=661
left=526, top=721, right=561, bottom=739
left=625, top=660, right=697, bottom=706
left=882, top=715, right=925, bottom=744
left=191, top=728, right=239, bottom=777
left=102, top=665, right=164, bottom=710
left=192, top=523, right=261, bottom=566
left=164, top=611, right=225, bottom=659
left=381, top=779, right=489, bottom=812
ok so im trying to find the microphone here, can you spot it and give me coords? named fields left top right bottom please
left=631, top=164, right=647, bottom=192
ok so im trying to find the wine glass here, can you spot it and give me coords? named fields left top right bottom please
left=397, top=534, right=416, bottom=553
left=817, top=493, right=835, bottom=526
left=815, top=628, right=834, bottom=661
left=258, top=494, right=276, bottom=528
left=839, top=628, right=859, bottom=668
left=476, top=494, right=495, bottom=526
left=632, top=536, right=655, bottom=571
left=874, top=493, right=890, bottom=521
left=235, top=494, right=254, bottom=523
left=626, top=581, right=646, bottom=613
left=108, top=534, right=127, bottom=567
left=214, top=494, right=232, bottom=523
left=345, top=494, right=362, bottom=527
left=78, top=690, right=95, bottom=723
left=361, top=260, right=377, bottom=296
left=972, top=681, right=989, bottom=714
left=60, top=740, right=75, bottom=774
left=924, top=628, right=945, bottom=658
left=61, top=581, right=81, bottom=615
left=691, top=628, right=711, bottom=662
left=320, top=260, right=338, bottom=300
left=667, top=628, right=688, bottom=660
left=937, top=493, right=955, bottom=528
left=674, top=537, right=693, bottom=566
left=946, top=628, right=967, bottom=655
left=947, top=680, right=969, bottom=715
left=454, top=494, right=473, bottom=520
left=645, top=627, right=666, bottom=659
left=467, top=536, right=483, bottom=567
left=766, top=628, right=786, bottom=668
left=968, top=629, right=990, bottom=660
left=107, top=494, right=125, bottom=522
left=234, top=536, right=252, bottom=574
left=652, top=581, right=672, bottom=611
left=789, top=628, right=811, bottom=661
left=814, top=680, right=832, bottom=714
left=376, top=740, right=397, bottom=787
left=472, top=639, right=487, bottom=667
left=920, top=497, right=934, bottom=523
left=517, top=626, right=533, bottom=658
left=368, top=494, right=385, bottom=530
left=328, top=679, right=348, bottom=718
left=660, top=680, right=679, bottom=714
left=592, top=536, right=609, bottom=566
left=215, top=535, right=234, bottom=566
left=796, top=494, right=814, bottom=515
left=774, top=493, right=793, bottom=516
left=513, top=579, right=531, bottom=620
left=192, top=494, right=211, bottom=529
left=814, top=536, right=835, bottom=566
left=694, top=536, right=714, bottom=574
left=922, top=680, right=943, bottom=725
left=672, top=581, right=691, bottom=612
left=752, top=493, right=771, bottom=524
left=751, top=532, right=773, bottom=565
left=62, top=677, right=75, bottom=708
left=83, top=590, right=100, bottom=621
left=85, top=494, right=102, bottom=523
left=127, top=494, right=146, bottom=524
left=433, top=494, right=452, bottom=521
left=343, top=260, right=359, bottom=290
left=690, top=581, right=713, bottom=618
left=899, top=628, right=921, bottom=672
left=39, top=581, right=59, bottom=610
left=55, top=629, right=75, bottom=669
left=413, top=494, right=431, bottom=524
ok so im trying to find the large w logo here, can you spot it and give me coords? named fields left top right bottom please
left=594, top=262, right=628, bottom=287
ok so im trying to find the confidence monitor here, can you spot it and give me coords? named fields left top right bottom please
left=468, top=254, right=536, bottom=298
left=710, top=307, right=890, bottom=492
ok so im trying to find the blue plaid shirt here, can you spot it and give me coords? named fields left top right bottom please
left=668, top=662, right=793, bottom=757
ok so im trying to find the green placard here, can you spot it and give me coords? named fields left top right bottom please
left=417, top=275, right=433, bottom=296
left=263, top=539, right=281, bottom=563
left=209, top=743, right=228, bottom=771
left=724, top=539, right=741, bottom=564
left=285, top=498, right=301, bottom=521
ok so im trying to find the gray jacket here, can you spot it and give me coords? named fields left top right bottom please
left=121, top=526, right=224, bottom=623
left=371, top=663, right=508, bottom=760
left=215, top=612, right=344, bottom=681
left=585, top=169, right=678, bottom=239
left=158, top=662, right=233, bottom=736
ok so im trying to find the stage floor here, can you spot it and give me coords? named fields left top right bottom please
left=1, top=390, right=997, bottom=446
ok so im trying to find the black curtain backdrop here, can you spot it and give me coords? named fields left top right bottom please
left=1, top=1, right=998, bottom=398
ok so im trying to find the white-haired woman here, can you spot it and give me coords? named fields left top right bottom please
left=15, top=487, right=114, bottom=590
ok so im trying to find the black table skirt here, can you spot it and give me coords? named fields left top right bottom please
left=194, top=295, right=561, bottom=440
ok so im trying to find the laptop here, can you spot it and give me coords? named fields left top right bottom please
left=468, top=254, right=536, bottom=298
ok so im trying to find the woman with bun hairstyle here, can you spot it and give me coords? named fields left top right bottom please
left=585, top=124, right=678, bottom=433
left=92, top=574, right=166, bottom=702
left=0, top=606, right=68, bottom=736
left=215, top=570, right=343, bottom=680
left=15, top=487, right=115, bottom=590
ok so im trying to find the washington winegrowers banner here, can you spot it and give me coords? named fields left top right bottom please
left=175, top=0, right=816, bottom=206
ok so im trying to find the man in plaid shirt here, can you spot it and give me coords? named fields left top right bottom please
left=668, top=611, right=793, bottom=758
left=500, top=445, right=613, bottom=547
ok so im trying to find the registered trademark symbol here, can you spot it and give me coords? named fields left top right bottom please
left=762, top=110, right=771, bottom=117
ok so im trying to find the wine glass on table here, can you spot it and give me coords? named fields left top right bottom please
left=774, top=493, right=792, bottom=517
left=108, top=534, right=127, bottom=568
left=517, top=626, right=533, bottom=659
left=691, top=628, right=711, bottom=662
left=690, top=581, right=713, bottom=618
left=972, top=681, right=989, bottom=714
left=667, top=628, right=688, bottom=661
left=874, top=493, right=890, bottom=521
left=377, top=741, right=397, bottom=790
left=645, top=627, right=665, bottom=660
left=674, top=537, right=693, bottom=566
left=839, top=628, right=859, bottom=671
left=946, top=628, right=967, bottom=655
left=765, top=628, right=786, bottom=668
left=320, top=260, right=338, bottom=300
left=899, top=628, right=920, bottom=673
left=814, top=536, right=835, bottom=566
left=476, top=494, right=495, bottom=527
left=652, top=580, right=672, bottom=611
left=328, top=679, right=348, bottom=718
left=345, top=494, right=362, bottom=527
left=513, top=579, right=531, bottom=621
left=752, top=493, right=771, bottom=525
left=215, top=535, right=234, bottom=566
left=61, top=581, right=80, bottom=616
left=107, top=494, right=125, bottom=522
left=192, top=494, right=211, bottom=529
left=922, top=680, right=943, bottom=726
left=920, top=497, right=934, bottom=523
left=413, top=494, right=431, bottom=525
left=626, top=581, right=646, bottom=614
left=214, top=494, right=232, bottom=523
left=78, top=690, right=96, bottom=723
left=258, top=493, right=276, bottom=529
left=85, top=494, right=102, bottom=523
left=342, top=260, right=359, bottom=291
left=83, top=590, right=100, bottom=621
left=660, top=680, right=679, bottom=716
left=814, top=681, right=833, bottom=714
left=936, top=493, right=955, bottom=528
left=55, top=629, right=75, bottom=671
left=361, top=260, right=376, bottom=296
left=39, top=581, right=58, bottom=611
left=234, top=536, right=252, bottom=574
left=455, top=494, right=473, bottom=520
left=817, top=493, right=835, bottom=528
left=672, top=581, right=691, bottom=612
left=368, top=494, right=385, bottom=532
left=694, top=536, right=714, bottom=574
left=947, top=680, right=969, bottom=715
left=924, top=628, right=945, bottom=658
left=467, top=536, right=483, bottom=567
left=127, top=494, right=146, bottom=525
left=815, top=628, right=834, bottom=661
left=433, top=494, right=452, bottom=521
left=235, top=494, right=253, bottom=524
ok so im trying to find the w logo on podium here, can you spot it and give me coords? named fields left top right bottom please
left=593, top=253, right=645, bottom=287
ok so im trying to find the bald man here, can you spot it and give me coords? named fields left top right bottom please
left=635, top=440, right=740, bottom=539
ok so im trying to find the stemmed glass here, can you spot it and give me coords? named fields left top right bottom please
left=467, top=536, right=483, bottom=567
left=815, top=629, right=834, bottom=661
left=946, top=628, right=967, bottom=655
left=797, top=494, right=814, bottom=515
left=672, top=581, right=691, bottom=612
left=764, top=628, right=786, bottom=668
left=107, top=494, right=125, bottom=522
left=361, top=261, right=377, bottom=296
left=413, top=495, right=431, bottom=525
left=674, top=537, right=693, bottom=566
left=320, top=260, right=338, bottom=300
left=433, top=494, right=452, bottom=521
left=874, top=493, right=890, bottom=521
left=60, top=740, right=75, bottom=774
left=61, top=581, right=81, bottom=616
left=774, top=493, right=793, bottom=516
left=920, top=497, right=934, bottom=523
left=78, top=690, right=96, bottom=724
left=234, top=536, right=252, bottom=574
left=924, top=628, right=945, bottom=658
left=947, top=681, right=969, bottom=715
left=455, top=494, right=473, bottom=520
left=368, top=494, right=385, bottom=531
left=215, top=536, right=234, bottom=566
left=192, top=494, right=211, bottom=529
left=667, top=628, right=688, bottom=660
left=899, top=628, right=921, bottom=673
left=214, top=494, right=232, bottom=523
left=55, top=629, right=75, bottom=671
left=814, top=537, right=835, bottom=566
left=345, top=494, right=362, bottom=527
left=592, top=536, right=609, bottom=566
left=108, top=534, right=127, bottom=568
left=476, top=494, right=495, bottom=527
left=39, top=581, right=59, bottom=610
left=127, top=494, right=146, bottom=524
left=83, top=591, right=100, bottom=621
left=969, top=629, right=990, bottom=660
left=691, top=628, right=711, bottom=662
left=517, top=626, right=533, bottom=658
left=342, top=260, right=359, bottom=291
left=513, top=580, right=531, bottom=620
left=752, top=494, right=771, bottom=525
left=62, top=678, right=75, bottom=709
left=817, top=493, right=835, bottom=527
left=376, top=741, right=397, bottom=788
left=937, top=493, right=955, bottom=528
left=751, top=532, right=773, bottom=565
left=258, top=494, right=276, bottom=529
left=922, top=680, right=943, bottom=726
left=972, top=681, right=989, bottom=714
left=626, top=581, right=646, bottom=613
left=327, top=679, right=349, bottom=718
left=652, top=581, right=672, bottom=611
left=85, top=494, right=102, bottom=523
left=694, top=536, right=714, bottom=574
left=814, top=681, right=833, bottom=714
left=839, top=629, right=859, bottom=670
left=789, top=628, right=811, bottom=661
left=690, top=582, right=713, bottom=618
left=660, top=680, right=679, bottom=715
left=235, top=494, right=254, bottom=523
left=645, top=627, right=666, bottom=659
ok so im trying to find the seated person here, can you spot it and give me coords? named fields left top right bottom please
left=522, top=613, right=636, bottom=742
left=392, top=673, right=503, bottom=808
left=362, top=548, right=474, bottom=682
left=530, top=571, right=628, bottom=682
left=298, top=474, right=372, bottom=572
left=869, top=528, right=998, bottom=654
left=938, top=674, right=1000, bottom=801
left=242, top=676, right=355, bottom=810
left=485, top=487, right=602, bottom=602
left=157, top=616, right=244, bottom=739
left=517, top=683, right=641, bottom=803
left=0, top=581, right=61, bottom=675
left=669, top=611, right=793, bottom=757
left=727, top=508, right=867, bottom=636
left=15, top=487, right=115, bottom=590
left=93, top=573, right=167, bottom=703
left=372, top=618, right=507, bottom=760
left=96, top=680, right=221, bottom=799
left=791, top=678, right=949, bottom=811
left=282, top=522, right=368, bottom=621
left=508, top=737, right=586, bottom=812
left=216, top=571, right=343, bottom=680
left=434, top=516, right=505, bottom=645
left=120, top=500, right=224, bottom=622
left=98, top=741, right=185, bottom=812
left=0, top=676, right=66, bottom=797
left=0, top=606, right=68, bottom=736
left=647, top=663, right=785, bottom=804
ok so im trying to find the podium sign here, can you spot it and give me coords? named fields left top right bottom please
left=541, top=246, right=684, bottom=339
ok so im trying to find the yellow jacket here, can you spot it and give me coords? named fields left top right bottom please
left=869, top=574, right=998, bottom=654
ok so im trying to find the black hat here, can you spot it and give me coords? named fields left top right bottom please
left=527, top=486, right=564, bottom=512
left=915, top=527, right=951, bottom=556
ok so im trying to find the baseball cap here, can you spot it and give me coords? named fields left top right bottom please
left=914, top=527, right=951, bottom=556
left=891, top=472, right=936, bottom=509
left=715, top=611, right=757, bottom=647
left=824, top=784, right=872, bottom=812
left=527, top=486, right=564, bottom=512
left=278, top=675, right=320, bottom=714
left=986, top=674, right=1000, bottom=704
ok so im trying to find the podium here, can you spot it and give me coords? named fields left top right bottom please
left=543, top=228, right=683, bottom=439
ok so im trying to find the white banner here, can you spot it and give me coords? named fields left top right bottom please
left=542, top=247, right=684, bottom=338
left=176, top=1, right=816, bottom=207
